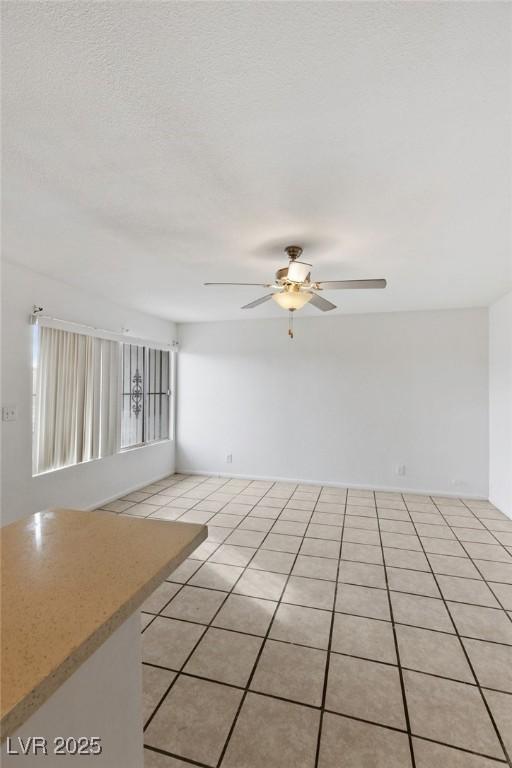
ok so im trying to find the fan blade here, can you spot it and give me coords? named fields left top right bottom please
left=316, top=279, right=387, bottom=289
left=309, top=293, right=337, bottom=312
left=241, top=294, right=275, bottom=309
left=204, top=282, right=272, bottom=287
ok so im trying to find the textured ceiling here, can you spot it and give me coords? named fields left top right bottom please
left=2, top=2, right=511, bottom=322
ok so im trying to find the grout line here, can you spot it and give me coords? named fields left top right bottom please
left=454, top=501, right=512, bottom=621
left=155, top=559, right=511, bottom=611
left=142, top=512, right=257, bottom=732
left=214, top=483, right=311, bottom=767
left=409, top=735, right=509, bottom=765
left=144, top=477, right=322, bottom=753
left=138, top=499, right=511, bottom=562
left=142, top=653, right=512, bottom=698
left=144, top=701, right=511, bottom=767
left=120, top=474, right=512, bottom=765
left=313, top=489, right=346, bottom=768
left=376, top=489, right=417, bottom=768
left=144, top=744, right=211, bottom=768
left=406, top=494, right=512, bottom=767
left=143, top=604, right=512, bottom=649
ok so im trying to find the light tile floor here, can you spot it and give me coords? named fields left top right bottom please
left=101, top=474, right=512, bottom=768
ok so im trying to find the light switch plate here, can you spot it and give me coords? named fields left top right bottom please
left=2, top=406, right=18, bottom=422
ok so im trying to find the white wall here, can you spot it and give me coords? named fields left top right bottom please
left=1, top=262, right=176, bottom=525
left=489, top=291, right=512, bottom=518
left=177, top=309, right=489, bottom=497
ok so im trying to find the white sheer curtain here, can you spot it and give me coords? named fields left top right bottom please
left=35, top=327, right=121, bottom=474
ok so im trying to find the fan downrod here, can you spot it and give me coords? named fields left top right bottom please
left=284, top=245, right=303, bottom=261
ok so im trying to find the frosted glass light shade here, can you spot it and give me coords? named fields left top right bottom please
left=272, top=291, right=313, bottom=310
left=287, top=260, right=312, bottom=283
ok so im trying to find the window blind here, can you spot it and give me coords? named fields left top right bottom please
left=34, top=326, right=121, bottom=474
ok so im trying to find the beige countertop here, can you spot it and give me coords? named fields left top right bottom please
left=0, top=508, right=206, bottom=738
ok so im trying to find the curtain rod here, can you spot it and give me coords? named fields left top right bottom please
left=30, top=307, right=179, bottom=349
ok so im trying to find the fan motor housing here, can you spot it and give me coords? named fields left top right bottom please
left=284, top=245, right=303, bottom=261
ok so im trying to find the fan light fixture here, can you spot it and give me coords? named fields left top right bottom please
left=204, top=243, right=387, bottom=338
left=272, top=289, right=312, bottom=310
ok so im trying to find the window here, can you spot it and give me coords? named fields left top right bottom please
left=33, top=324, right=172, bottom=475
left=121, top=343, right=170, bottom=449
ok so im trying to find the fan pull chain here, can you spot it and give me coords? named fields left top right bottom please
left=288, top=310, right=294, bottom=339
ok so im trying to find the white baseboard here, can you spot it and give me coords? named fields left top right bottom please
left=85, top=470, right=175, bottom=511
left=176, top=467, right=489, bottom=501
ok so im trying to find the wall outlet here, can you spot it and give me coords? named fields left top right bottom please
left=226, top=453, right=233, bottom=464
left=2, top=405, right=18, bottom=422
left=396, top=464, right=406, bottom=476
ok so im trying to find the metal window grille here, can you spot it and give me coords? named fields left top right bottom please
left=121, top=344, right=170, bottom=449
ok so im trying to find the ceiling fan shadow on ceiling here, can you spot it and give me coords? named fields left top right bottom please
left=204, top=245, right=387, bottom=338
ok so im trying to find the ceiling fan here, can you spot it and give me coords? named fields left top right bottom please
left=204, top=245, right=387, bottom=337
